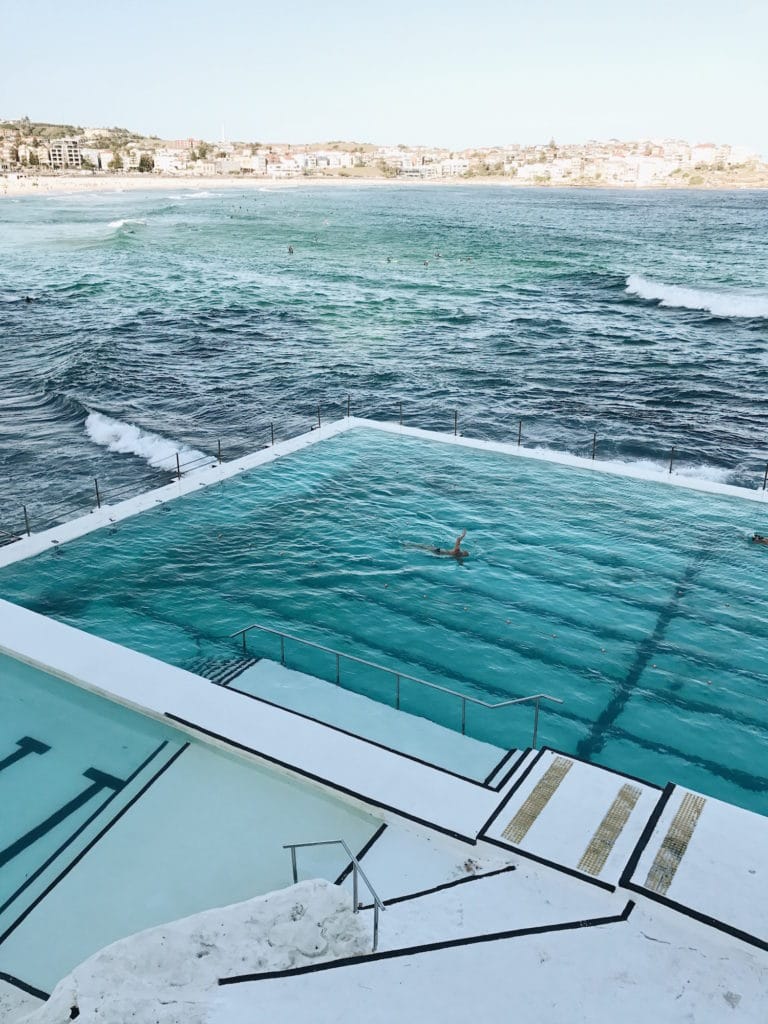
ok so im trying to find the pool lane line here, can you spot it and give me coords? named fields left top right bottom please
left=576, top=537, right=719, bottom=764
left=0, top=742, right=189, bottom=948
left=0, top=969, right=49, bottom=1001
left=0, top=768, right=124, bottom=870
left=0, top=740, right=171, bottom=921
left=0, top=737, right=50, bottom=773
left=334, top=823, right=388, bottom=886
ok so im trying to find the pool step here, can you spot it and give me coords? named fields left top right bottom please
left=644, top=791, right=707, bottom=895
left=577, top=783, right=642, bottom=876
left=186, top=656, right=260, bottom=687
left=501, top=755, right=573, bottom=844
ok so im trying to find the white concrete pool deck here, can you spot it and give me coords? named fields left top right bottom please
left=2, top=414, right=766, bottom=571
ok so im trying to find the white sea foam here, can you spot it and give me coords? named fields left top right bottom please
left=626, top=274, right=768, bottom=319
left=107, top=218, right=146, bottom=229
left=85, top=412, right=206, bottom=471
left=526, top=444, right=737, bottom=487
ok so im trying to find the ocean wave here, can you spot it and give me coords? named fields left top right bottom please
left=626, top=274, right=768, bottom=319
left=85, top=412, right=206, bottom=471
left=107, top=218, right=147, bottom=230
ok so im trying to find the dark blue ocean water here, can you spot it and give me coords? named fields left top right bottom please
left=1, top=184, right=767, bottom=532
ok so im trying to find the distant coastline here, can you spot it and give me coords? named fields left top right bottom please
left=2, top=172, right=767, bottom=199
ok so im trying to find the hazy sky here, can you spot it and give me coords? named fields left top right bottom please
left=3, top=0, right=766, bottom=153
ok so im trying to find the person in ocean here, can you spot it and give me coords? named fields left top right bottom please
left=408, top=529, right=469, bottom=560
left=751, top=533, right=768, bottom=546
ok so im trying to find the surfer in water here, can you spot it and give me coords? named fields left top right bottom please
left=408, top=529, right=469, bottom=560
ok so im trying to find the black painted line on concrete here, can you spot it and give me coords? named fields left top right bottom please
left=0, top=737, right=50, bottom=773
left=543, top=745, right=662, bottom=791
left=482, top=747, right=517, bottom=788
left=165, top=714, right=476, bottom=845
left=359, top=864, right=518, bottom=910
left=223, top=681, right=491, bottom=789
left=576, top=541, right=716, bottom=763
left=335, top=824, right=388, bottom=886
left=0, top=970, right=49, bottom=1001
left=0, top=743, right=189, bottom=947
left=481, top=835, right=617, bottom=893
left=219, top=900, right=635, bottom=985
left=492, top=747, right=533, bottom=793
left=474, top=747, right=547, bottom=838
left=618, top=783, right=675, bottom=889
left=621, top=881, right=768, bottom=953
left=0, top=740, right=171, bottom=920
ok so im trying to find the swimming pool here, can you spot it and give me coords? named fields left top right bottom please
left=0, top=652, right=380, bottom=992
left=2, top=426, right=767, bottom=814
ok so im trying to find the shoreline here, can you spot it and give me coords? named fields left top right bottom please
left=2, top=172, right=767, bottom=199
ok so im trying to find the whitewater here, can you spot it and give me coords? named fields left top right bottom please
left=626, top=273, right=768, bottom=319
left=1, top=184, right=767, bottom=526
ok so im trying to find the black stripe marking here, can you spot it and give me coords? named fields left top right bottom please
left=218, top=900, right=635, bottom=985
left=0, top=742, right=189, bottom=947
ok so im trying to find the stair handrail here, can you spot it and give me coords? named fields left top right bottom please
left=283, top=838, right=385, bottom=951
left=231, top=621, right=563, bottom=747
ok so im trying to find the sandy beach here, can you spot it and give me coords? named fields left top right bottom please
left=4, top=171, right=764, bottom=200
left=0, top=172, right=487, bottom=199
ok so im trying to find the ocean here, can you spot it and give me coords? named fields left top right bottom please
left=1, top=184, right=767, bottom=531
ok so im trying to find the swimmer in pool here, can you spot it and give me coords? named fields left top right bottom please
left=408, top=529, right=469, bottom=560
left=752, top=533, right=768, bottom=546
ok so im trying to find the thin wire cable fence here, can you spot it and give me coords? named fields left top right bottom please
left=3, top=395, right=766, bottom=545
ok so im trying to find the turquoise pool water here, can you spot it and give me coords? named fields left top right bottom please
left=2, top=427, right=767, bottom=814
left=0, top=652, right=379, bottom=991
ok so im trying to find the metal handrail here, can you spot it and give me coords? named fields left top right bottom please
left=231, top=621, right=563, bottom=747
left=283, top=838, right=385, bottom=951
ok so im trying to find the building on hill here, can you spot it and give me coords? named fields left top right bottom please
left=49, top=139, right=82, bottom=169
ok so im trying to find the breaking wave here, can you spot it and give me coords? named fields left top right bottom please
left=626, top=274, right=768, bottom=319
left=107, top=218, right=146, bottom=230
left=85, top=412, right=206, bottom=471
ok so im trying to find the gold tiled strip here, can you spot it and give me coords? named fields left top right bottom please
left=644, top=792, right=706, bottom=895
left=577, top=783, right=642, bottom=876
left=502, top=756, right=573, bottom=844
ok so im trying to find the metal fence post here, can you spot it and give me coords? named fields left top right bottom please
left=176, top=452, right=181, bottom=480
left=454, top=410, right=458, bottom=436
left=461, top=697, right=466, bottom=734
left=395, top=674, right=401, bottom=710
left=317, top=404, right=322, bottom=429
left=763, top=463, right=767, bottom=491
left=347, top=394, right=351, bottom=418
left=94, top=478, right=101, bottom=509
left=336, top=652, right=341, bottom=684
left=399, top=401, right=403, bottom=425
left=352, top=863, right=359, bottom=912
left=668, top=447, right=675, bottom=475
left=591, top=432, right=597, bottom=460
left=270, top=422, right=275, bottom=446
left=518, top=419, right=522, bottom=447
left=23, top=505, right=31, bottom=537
left=217, top=439, right=222, bottom=464
left=290, top=847, right=298, bottom=884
